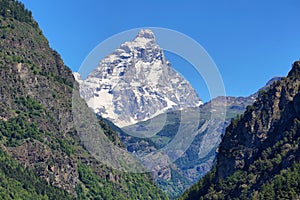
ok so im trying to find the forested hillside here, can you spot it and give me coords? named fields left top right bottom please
left=0, top=0, right=168, bottom=199
left=181, top=61, right=300, bottom=199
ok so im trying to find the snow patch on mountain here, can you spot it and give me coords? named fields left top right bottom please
left=75, top=29, right=202, bottom=127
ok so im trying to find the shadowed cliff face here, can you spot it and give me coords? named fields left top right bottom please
left=218, top=61, right=300, bottom=179
left=181, top=61, right=300, bottom=200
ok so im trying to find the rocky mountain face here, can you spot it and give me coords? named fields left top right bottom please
left=0, top=1, right=168, bottom=199
left=117, top=77, right=282, bottom=198
left=181, top=61, right=300, bottom=200
left=75, top=29, right=202, bottom=127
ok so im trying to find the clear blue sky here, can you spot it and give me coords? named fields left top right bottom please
left=20, top=0, right=300, bottom=102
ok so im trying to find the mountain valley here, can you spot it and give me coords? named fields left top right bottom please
left=1, top=1, right=299, bottom=200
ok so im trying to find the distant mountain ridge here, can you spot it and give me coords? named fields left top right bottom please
left=75, top=29, right=202, bottom=127
left=117, top=76, right=281, bottom=197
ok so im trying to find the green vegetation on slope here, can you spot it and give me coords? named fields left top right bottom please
left=180, top=61, right=300, bottom=200
left=0, top=0, right=168, bottom=199
left=0, top=0, right=37, bottom=28
left=0, top=149, right=73, bottom=200
left=76, top=162, right=167, bottom=200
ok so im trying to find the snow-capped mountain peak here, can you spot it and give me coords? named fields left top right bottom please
left=75, top=29, right=202, bottom=127
left=132, top=29, right=156, bottom=45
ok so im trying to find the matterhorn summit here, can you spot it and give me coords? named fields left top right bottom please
left=75, top=29, right=202, bottom=127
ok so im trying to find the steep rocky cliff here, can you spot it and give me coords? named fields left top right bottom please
left=181, top=61, right=300, bottom=200
left=0, top=0, right=168, bottom=199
